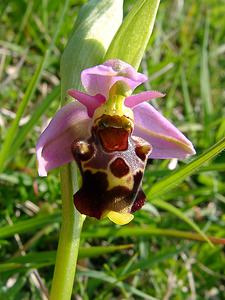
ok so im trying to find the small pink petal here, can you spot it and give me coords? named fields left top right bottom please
left=81, top=59, right=147, bottom=98
left=68, top=89, right=105, bottom=117
left=36, top=102, right=91, bottom=176
left=125, top=91, right=165, bottom=108
left=133, top=102, right=196, bottom=159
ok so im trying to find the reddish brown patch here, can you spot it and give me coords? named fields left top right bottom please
left=131, top=189, right=146, bottom=212
left=98, top=127, right=128, bottom=152
left=133, top=171, right=143, bottom=191
left=74, top=170, right=108, bottom=219
left=110, top=157, right=129, bottom=178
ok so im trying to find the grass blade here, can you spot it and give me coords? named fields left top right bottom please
left=181, top=67, right=195, bottom=123
left=147, top=137, right=225, bottom=200
left=82, top=226, right=225, bottom=245
left=117, top=246, right=185, bottom=274
left=0, top=213, right=60, bottom=239
left=78, top=269, right=158, bottom=300
left=0, top=245, right=132, bottom=273
left=8, top=86, right=60, bottom=159
left=0, top=0, right=70, bottom=172
left=152, top=199, right=213, bottom=246
left=201, top=17, right=213, bottom=126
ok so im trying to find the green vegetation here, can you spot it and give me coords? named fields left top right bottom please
left=0, top=0, right=225, bottom=299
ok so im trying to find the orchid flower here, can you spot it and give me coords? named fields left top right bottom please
left=36, top=59, right=195, bottom=225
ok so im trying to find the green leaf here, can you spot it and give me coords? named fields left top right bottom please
left=147, top=137, right=225, bottom=200
left=60, top=0, right=123, bottom=98
left=105, top=0, right=160, bottom=69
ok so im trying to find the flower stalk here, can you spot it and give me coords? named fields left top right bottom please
left=50, top=164, right=85, bottom=300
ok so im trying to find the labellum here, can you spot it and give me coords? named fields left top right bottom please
left=72, top=82, right=152, bottom=224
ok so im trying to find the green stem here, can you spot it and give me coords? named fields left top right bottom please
left=50, top=164, right=85, bottom=300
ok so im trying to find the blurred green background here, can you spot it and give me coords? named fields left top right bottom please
left=0, top=0, right=225, bottom=299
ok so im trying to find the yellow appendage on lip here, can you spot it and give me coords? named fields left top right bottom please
left=106, top=211, right=134, bottom=225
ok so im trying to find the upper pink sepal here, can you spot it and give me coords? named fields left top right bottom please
left=81, top=59, right=147, bottom=98
left=125, top=90, right=165, bottom=108
left=68, top=89, right=105, bottom=117
left=36, top=102, right=91, bottom=176
left=133, top=102, right=196, bottom=159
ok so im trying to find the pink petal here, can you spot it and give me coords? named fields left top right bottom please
left=36, top=102, right=91, bottom=176
left=125, top=91, right=165, bottom=108
left=81, top=59, right=147, bottom=98
left=133, top=102, right=196, bottom=159
left=68, top=89, right=105, bottom=117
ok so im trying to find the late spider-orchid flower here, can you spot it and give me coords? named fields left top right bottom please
left=36, top=59, right=195, bottom=225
